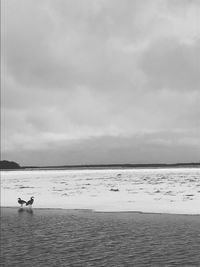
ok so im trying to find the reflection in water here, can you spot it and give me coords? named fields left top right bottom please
left=18, top=208, right=25, bottom=213
left=18, top=207, right=34, bottom=215
left=26, top=208, right=34, bottom=215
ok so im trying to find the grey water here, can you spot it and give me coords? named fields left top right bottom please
left=1, top=208, right=200, bottom=266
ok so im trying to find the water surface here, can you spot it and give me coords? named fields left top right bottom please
left=1, top=208, right=200, bottom=266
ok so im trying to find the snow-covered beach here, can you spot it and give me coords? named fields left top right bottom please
left=1, top=168, right=200, bottom=214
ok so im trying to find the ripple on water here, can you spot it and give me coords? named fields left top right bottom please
left=1, top=208, right=200, bottom=266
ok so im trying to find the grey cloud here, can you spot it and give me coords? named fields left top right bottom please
left=2, top=132, right=200, bottom=166
left=139, top=38, right=200, bottom=91
left=1, top=0, right=158, bottom=91
left=3, top=0, right=198, bottom=93
left=2, top=0, right=200, bottom=165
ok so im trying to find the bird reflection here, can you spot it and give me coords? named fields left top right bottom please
left=18, top=207, right=25, bottom=213
left=26, top=208, right=34, bottom=215
left=18, top=207, right=34, bottom=215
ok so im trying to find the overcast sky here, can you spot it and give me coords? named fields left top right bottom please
left=1, top=0, right=200, bottom=166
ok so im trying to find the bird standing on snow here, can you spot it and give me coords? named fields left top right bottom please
left=18, top=198, right=26, bottom=207
left=26, top=196, right=34, bottom=207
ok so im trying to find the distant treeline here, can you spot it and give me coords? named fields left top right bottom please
left=23, top=162, right=200, bottom=170
left=0, top=160, right=21, bottom=169
left=1, top=160, right=200, bottom=170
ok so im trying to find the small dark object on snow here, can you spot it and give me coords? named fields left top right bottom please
left=110, top=188, right=119, bottom=192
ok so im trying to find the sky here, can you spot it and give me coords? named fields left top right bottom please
left=1, top=0, right=200, bottom=166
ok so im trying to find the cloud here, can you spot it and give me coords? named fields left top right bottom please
left=2, top=132, right=200, bottom=166
left=139, top=38, right=200, bottom=91
left=1, top=0, right=200, bottom=165
left=2, top=0, right=200, bottom=92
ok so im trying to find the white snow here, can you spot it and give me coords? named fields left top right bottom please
left=1, top=168, right=200, bottom=214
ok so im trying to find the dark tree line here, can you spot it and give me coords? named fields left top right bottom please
left=0, top=160, right=21, bottom=169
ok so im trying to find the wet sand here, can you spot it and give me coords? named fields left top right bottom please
left=1, top=207, right=200, bottom=266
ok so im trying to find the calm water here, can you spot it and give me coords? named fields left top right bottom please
left=1, top=208, right=200, bottom=266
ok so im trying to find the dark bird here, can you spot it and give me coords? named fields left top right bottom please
left=18, top=198, right=26, bottom=207
left=26, top=196, right=34, bottom=207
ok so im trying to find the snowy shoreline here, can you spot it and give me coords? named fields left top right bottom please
left=1, top=168, right=200, bottom=215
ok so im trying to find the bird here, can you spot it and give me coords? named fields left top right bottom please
left=26, top=196, right=34, bottom=207
left=18, top=198, right=26, bottom=207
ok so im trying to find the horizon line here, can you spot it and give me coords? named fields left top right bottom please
left=22, top=162, right=200, bottom=169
